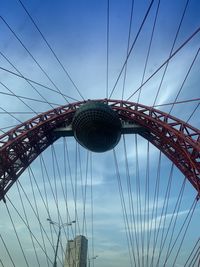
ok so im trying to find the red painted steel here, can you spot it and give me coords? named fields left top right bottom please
left=0, top=99, right=199, bottom=200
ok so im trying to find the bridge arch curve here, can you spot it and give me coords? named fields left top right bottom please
left=0, top=99, right=199, bottom=200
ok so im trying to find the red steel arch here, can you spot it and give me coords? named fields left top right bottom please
left=0, top=99, right=200, bottom=201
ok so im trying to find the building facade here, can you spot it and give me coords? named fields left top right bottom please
left=64, top=235, right=88, bottom=267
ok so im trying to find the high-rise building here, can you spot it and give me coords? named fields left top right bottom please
left=64, top=235, right=88, bottom=267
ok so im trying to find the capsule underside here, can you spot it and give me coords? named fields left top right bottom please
left=72, top=102, right=122, bottom=152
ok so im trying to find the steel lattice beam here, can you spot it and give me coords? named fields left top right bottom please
left=0, top=99, right=199, bottom=200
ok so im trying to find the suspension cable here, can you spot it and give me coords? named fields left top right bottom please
left=121, top=0, right=135, bottom=101
left=123, top=135, right=138, bottom=266
left=153, top=97, right=200, bottom=108
left=0, top=234, right=16, bottom=267
left=113, top=148, right=136, bottom=266
left=184, top=238, right=200, bottom=266
left=82, top=150, right=90, bottom=235
left=0, top=16, right=71, bottom=103
left=0, top=81, right=38, bottom=114
left=109, top=0, right=155, bottom=98
left=0, top=66, right=78, bottom=102
left=149, top=163, right=174, bottom=267
left=6, top=195, right=54, bottom=264
left=126, top=25, right=200, bottom=101
left=0, top=51, right=55, bottom=109
left=147, top=151, right=161, bottom=266
left=153, top=0, right=190, bottom=106
left=17, top=176, right=63, bottom=265
left=186, top=102, right=200, bottom=123
left=17, top=0, right=84, bottom=101
left=137, top=0, right=160, bottom=103
left=164, top=196, right=198, bottom=266
left=106, top=0, right=110, bottom=99
left=15, top=181, right=42, bottom=267
left=155, top=178, right=186, bottom=267
left=168, top=47, right=200, bottom=114
left=5, top=201, right=30, bottom=267
left=0, top=87, right=60, bottom=107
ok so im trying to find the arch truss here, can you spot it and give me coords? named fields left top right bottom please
left=0, top=99, right=199, bottom=201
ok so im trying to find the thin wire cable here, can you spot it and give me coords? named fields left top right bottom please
left=126, top=25, right=200, bottom=101
left=168, top=46, right=200, bottom=114
left=146, top=151, right=161, bottom=265
left=20, top=165, right=59, bottom=248
left=63, top=138, right=76, bottom=241
left=143, top=141, right=150, bottom=267
left=52, top=145, right=80, bottom=264
left=184, top=238, right=200, bottom=266
left=123, top=135, right=138, bottom=266
left=16, top=181, right=41, bottom=267
left=172, top=200, right=198, bottom=266
left=6, top=195, right=54, bottom=264
left=149, top=151, right=162, bottom=267
left=0, top=124, right=19, bottom=132
left=109, top=0, right=155, bottom=98
left=190, top=249, right=200, bottom=267
left=39, top=157, right=52, bottom=267
left=17, top=0, right=84, bottom=101
left=77, top=145, right=85, bottom=222
left=0, top=106, right=22, bottom=124
left=149, top=163, right=174, bottom=267
left=135, top=135, right=142, bottom=267
left=0, top=93, right=37, bottom=127
left=0, top=87, right=60, bottom=107
left=0, top=93, right=37, bottom=136
left=5, top=202, right=30, bottom=267
left=40, top=147, right=76, bottom=265
left=155, top=178, right=186, bottom=267
left=153, top=0, right=190, bottom=106
left=163, top=185, right=189, bottom=263
left=0, top=51, right=53, bottom=108
left=137, top=0, right=160, bottom=103
left=1, top=99, right=199, bottom=114
left=17, top=178, right=63, bottom=265
left=74, top=143, right=78, bottom=241
left=51, top=145, right=61, bottom=229
left=28, top=166, right=60, bottom=265
left=82, top=150, right=89, bottom=235
left=0, top=234, right=16, bottom=267
left=0, top=81, right=38, bottom=114
left=0, top=260, right=5, bottom=267
left=39, top=153, right=67, bottom=236
left=62, top=140, right=78, bottom=267
left=163, top=197, right=198, bottom=266
left=186, top=102, right=200, bottom=122
left=52, top=144, right=80, bottom=236
left=90, top=152, right=95, bottom=267
left=0, top=51, right=55, bottom=109
left=153, top=97, right=200, bottom=108
left=113, top=149, right=136, bottom=267
left=0, top=66, right=78, bottom=101
left=106, top=0, right=109, bottom=99
left=64, top=140, right=79, bottom=238
left=187, top=243, right=200, bottom=267
left=63, top=139, right=76, bottom=239
left=0, top=16, right=71, bottom=103
left=0, top=111, right=41, bottom=114
left=121, top=0, right=135, bottom=100
left=30, top=163, right=62, bottom=264
left=63, top=138, right=70, bottom=233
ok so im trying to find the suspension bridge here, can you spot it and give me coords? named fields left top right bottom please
left=0, top=0, right=200, bottom=266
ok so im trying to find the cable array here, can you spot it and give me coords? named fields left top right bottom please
left=0, top=1, right=199, bottom=267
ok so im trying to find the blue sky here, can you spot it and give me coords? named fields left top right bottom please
left=0, top=0, right=200, bottom=267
